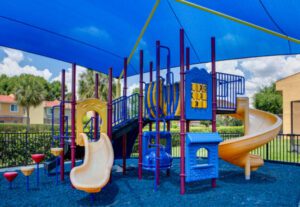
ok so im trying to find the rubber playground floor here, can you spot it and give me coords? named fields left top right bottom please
left=0, top=159, right=299, bottom=207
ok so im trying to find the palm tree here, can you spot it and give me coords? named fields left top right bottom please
left=78, top=69, right=116, bottom=101
left=15, top=74, right=46, bottom=132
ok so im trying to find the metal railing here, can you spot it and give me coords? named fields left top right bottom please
left=112, top=93, right=139, bottom=128
left=216, top=72, right=245, bottom=111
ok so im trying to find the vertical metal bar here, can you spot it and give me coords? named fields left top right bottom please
left=179, top=29, right=186, bottom=195
left=138, top=50, right=144, bottom=180
left=211, top=37, right=217, bottom=188
left=108, top=68, right=113, bottom=140
left=155, top=41, right=161, bottom=189
left=149, top=61, right=153, bottom=131
left=211, top=37, right=217, bottom=132
left=186, top=47, right=190, bottom=132
left=71, top=64, right=76, bottom=170
left=60, top=69, right=65, bottom=181
left=123, top=58, right=128, bottom=175
left=94, top=73, right=99, bottom=140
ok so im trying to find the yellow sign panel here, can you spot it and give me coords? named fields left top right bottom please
left=191, top=83, right=207, bottom=109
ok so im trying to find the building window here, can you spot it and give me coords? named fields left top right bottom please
left=10, top=104, right=18, bottom=112
left=46, top=108, right=52, bottom=116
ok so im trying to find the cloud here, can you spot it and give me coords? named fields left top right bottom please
left=0, top=47, right=52, bottom=80
left=52, top=65, right=87, bottom=93
left=240, top=55, right=300, bottom=100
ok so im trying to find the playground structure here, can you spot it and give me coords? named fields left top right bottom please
left=2, top=29, right=282, bottom=197
left=39, top=28, right=280, bottom=196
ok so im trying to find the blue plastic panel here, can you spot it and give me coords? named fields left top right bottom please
left=185, top=68, right=212, bottom=120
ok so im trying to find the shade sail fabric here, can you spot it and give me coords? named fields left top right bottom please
left=0, top=0, right=299, bottom=77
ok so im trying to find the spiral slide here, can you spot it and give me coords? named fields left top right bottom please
left=70, top=133, right=114, bottom=193
left=219, top=97, right=282, bottom=179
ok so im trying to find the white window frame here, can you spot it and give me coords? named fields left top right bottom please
left=10, top=104, right=19, bottom=112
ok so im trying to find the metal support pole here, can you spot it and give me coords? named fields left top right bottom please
left=71, top=64, right=76, bottom=170
left=155, top=41, right=161, bottom=190
left=166, top=120, right=171, bottom=177
left=138, top=50, right=144, bottom=180
left=179, top=29, right=186, bottom=195
left=60, top=69, right=65, bottom=181
left=108, top=68, right=113, bottom=140
left=37, top=163, right=40, bottom=188
left=186, top=47, right=190, bottom=133
left=211, top=38, right=217, bottom=133
left=56, top=157, right=59, bottom=185
left=211, top=37, right=217, bottom=187
left=149, top=61, right=153, bottom=131
left=94, top=73, right=99, bottom=141
left=123, top=58, right=128, bottom=175
left=107, top=68, right=113, bottom=183
left=26, top=176, right=29, bottom=191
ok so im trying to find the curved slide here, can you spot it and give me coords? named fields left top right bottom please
left=219, top=97, right=282, bottom=179
left=70, top=133, right=114, bottom=193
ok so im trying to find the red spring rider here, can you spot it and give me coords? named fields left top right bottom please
left=31, top=154, right=45, bottom=188
left=3, top=172, right=18, bottom=189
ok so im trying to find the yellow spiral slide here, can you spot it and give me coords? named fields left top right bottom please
left=219, top=97, right=282, bottom=179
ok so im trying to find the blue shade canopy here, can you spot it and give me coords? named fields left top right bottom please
left=0, top=0, right=299, bottom=77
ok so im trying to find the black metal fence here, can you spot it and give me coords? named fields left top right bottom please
left=131, top=133, right=300, bottom=165
left=0, top=132, right=56, bottom=168
left=0, top=132, right=299, bottom=169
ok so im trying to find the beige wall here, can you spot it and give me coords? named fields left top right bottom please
left=29, top=104, right=44, bottom=124
left=276, top=73, right=300, bottom=134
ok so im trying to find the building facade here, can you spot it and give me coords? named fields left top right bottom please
left=276, top=72, right=300, bottom=134
left=0, top=94, right=71, bottom=125
left=0, top=94, right=26, bottom=123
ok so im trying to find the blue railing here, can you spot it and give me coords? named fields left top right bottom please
left=112, top=93, right=139, bottom=128
left=216, top=72, right=245, bottom=111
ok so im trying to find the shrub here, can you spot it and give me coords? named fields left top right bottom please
left=0, top=123, right=59, bottom=133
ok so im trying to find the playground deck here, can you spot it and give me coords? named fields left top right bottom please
left=0, top=159, right=299, bottom=207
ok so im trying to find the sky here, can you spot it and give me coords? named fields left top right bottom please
left=0, top=46, right=300, bottom=102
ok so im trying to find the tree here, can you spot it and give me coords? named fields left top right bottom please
left=78, top=69, right=116, bottom=101
left=0, top=75, right=19, bottom=95
left=14, top=74, right=46, bottom=131
left=253, top=83, right=282, bottom=114
left=47, top=81, right=62, bottom=101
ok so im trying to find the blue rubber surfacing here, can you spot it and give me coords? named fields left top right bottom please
left=0, top=159, right=299, bottom=207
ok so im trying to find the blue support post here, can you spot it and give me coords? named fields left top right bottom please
left=36, top=163, right=40, bottom=188
left=26, top=176, right=29, bottom=191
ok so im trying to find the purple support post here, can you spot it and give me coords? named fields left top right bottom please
left=138, top=51, right=144, bottom=180
left=211, top=37, right=217, bottom=188
left=155, top=41, right=161, bottom=189
left=60, top=69, right=65, bottom=181
left=107, top=68, right=113, bottom=183
left=211, top=38, right=217, bottom=132
left=186, top=47, right=190, bottom=133
left=179, top=29, right=186, bottom=195
left=107, top=68, right=113, bottom=140
left=122, top=58, right=128, bottom=175
left=71, top=64, right=76, bottom=170
left=149, top=61, right=153, bottom=131
left=94, top=73, right=99, bottom=141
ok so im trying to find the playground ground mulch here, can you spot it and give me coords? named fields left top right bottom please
left=0, top=159, right=299, bottom=207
